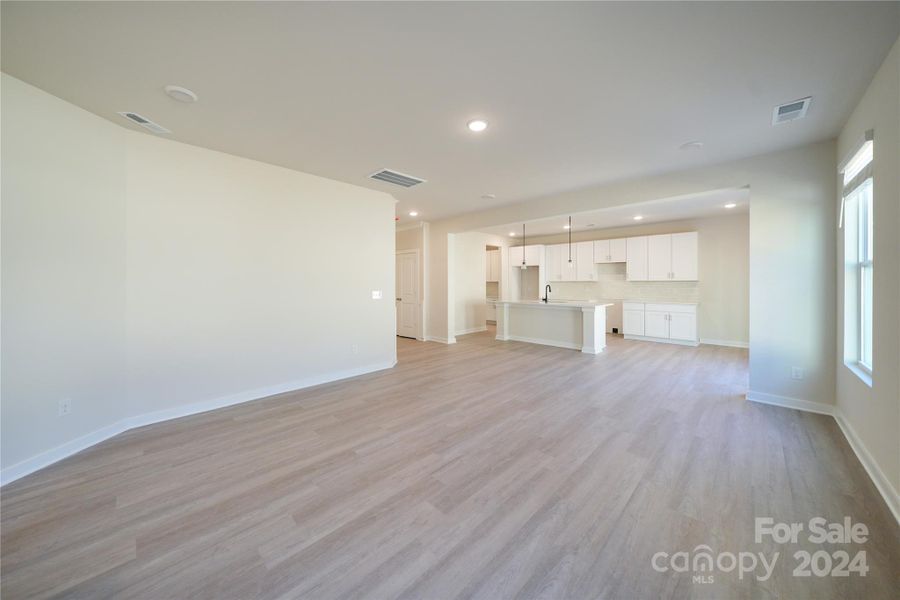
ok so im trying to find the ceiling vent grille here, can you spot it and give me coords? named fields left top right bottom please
left=369, top=169, right=426, bottom=188
left=118, top=111, right=171, bottom=134
left=772, top=97, right=811, bottom=125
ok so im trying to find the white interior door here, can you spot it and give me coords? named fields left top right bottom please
left=396, top=252, right=418, bottom=339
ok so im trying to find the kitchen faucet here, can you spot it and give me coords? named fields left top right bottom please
left=542, top=284, right=552, bottom=303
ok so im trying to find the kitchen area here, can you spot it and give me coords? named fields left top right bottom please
left=486, top=230, right=700, bottom=352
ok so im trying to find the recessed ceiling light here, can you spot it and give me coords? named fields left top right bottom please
left=409, top=211, right=419, bottom=217
left=467, top=119, right=488, bottom=132
left=509, top=232, right=516, bottom=237
left=164, top=85, right=198, bottom=103
left=679, top=141, right=704, bottom=151
left=724, top=203, right=737, bottom=209
left=563, top=224, right=571, bottom=229
left=633, top=215, right=644, bottom=221
left=481, top=193, right=496, bottom=200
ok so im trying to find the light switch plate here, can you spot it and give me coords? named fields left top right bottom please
left=371, top=290, right=383, bottom=299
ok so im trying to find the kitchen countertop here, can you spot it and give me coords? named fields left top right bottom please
left=497, top=300, right=613, bottom=309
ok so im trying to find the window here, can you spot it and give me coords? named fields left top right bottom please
left=840, top=134, right=873, bottom=382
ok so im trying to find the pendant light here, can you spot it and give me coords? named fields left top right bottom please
left=567, top=216, right=573, bottom=264
left=520, top=223, right=527, bottom=270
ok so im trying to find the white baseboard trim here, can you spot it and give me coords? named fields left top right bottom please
left=0, top=360, right=397, bottom=486
left=455, top=326, right=487, bottom=336
left=833, top=410, right=900, bottom=526
left=700, top=338, right=750, bottom=349
left=624, top=334, right=699, bottom=347
left=745, top=390, right=834, bottom=416
left=501, top=335, right=581, bottom=351
left=746, top=390, right=899, bottom=526
left=425, top=335, right=456, bottom=344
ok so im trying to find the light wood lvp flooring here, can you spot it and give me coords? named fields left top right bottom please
left=2, top=330, right=898, bottom=599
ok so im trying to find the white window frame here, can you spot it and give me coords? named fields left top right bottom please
left=839, top=131, right=874, bottom=385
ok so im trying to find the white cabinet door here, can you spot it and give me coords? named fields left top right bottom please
left=593, top=240, right=610, bottom=263
left=623, top=309, right=645, bottom=336
left=669, top=312, right=697, bottom=341
left=626, top=236, right=648, bottom=281
left=670, top=232, right=698, bottom=281
left=644, top=310, right=669, bottom=339
left=561, top=256, right=577, bottom=280
left=647, top=234, right=672, bottom=281
left=609, top=238, right=627, bottom=262
left=576, top=241, right=595, bottom=280
left=545, top=244, right=563, bottom=281
left=509, top=245, right=524, bottom=268
left=524, top=245, right=543, bottom=266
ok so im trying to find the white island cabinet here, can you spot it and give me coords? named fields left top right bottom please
left=495, top=301, right=612, bottom=354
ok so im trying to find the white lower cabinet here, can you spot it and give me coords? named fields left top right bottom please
left=622, top=306, right=645, bottom=336
left=622, top=302, right=698, bottom=346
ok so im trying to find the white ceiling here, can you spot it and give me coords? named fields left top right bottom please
left=478, top=187, right=750, bottom=238
left=2, top=2, right=897, bottom=225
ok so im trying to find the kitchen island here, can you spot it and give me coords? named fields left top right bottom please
left=495, top=301, right=612, bottom=354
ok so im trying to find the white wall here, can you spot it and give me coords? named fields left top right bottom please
left=426, top=141, right=836, bottom=410
left=1, top=74, right=396, bottom=479
left=525, top=213, right=749, bottom=345
left=451, top=232, right=509, bottom=336
left=1, top=74, right=130, bottom=470
left=835, top=38, right=900, bottom=502
left=124, top=130, right=396, bottom=417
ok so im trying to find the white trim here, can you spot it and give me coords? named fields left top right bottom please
left=455, top=326, right=487, bottom=336
left=834, top=409, right=900, bottom=526
left=745, top=390, right=834, bottom=416
left=425, top=336, right=456, bottom=344
left=0, top=360, right=397, bottom=486
left=499, top=335, right=581, bottom=351
left=700, top=338, right=750, bottom=349
left=624, top=334, right=699, bottom=347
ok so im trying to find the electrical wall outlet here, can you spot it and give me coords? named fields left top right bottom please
left=352, top=344, right=359, bottom=354
left=371, top=290, right=383, bottom=299
left=791, top=367, right=804, bottom=380
left=58, top=398, right=72, bottom=416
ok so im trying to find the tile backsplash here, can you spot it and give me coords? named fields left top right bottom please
left=549, top=264, right=700, bottom=303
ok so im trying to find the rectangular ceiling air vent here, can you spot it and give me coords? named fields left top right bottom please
left=118, top=111, right=171, bottom=134
left=369, top=169, right=426, bottom=188
left=772, top=97, right=811, bottom=125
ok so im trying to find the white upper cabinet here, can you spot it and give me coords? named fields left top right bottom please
left=647, top=234, right=672, bottom=281
left=509, top=244, right=543, bottom=267
left=626, top=236, right=649, bottom=281
left=485, top=249, right=501, bottom=282
left=647, top=232, right=698, bottom=281
left=670, top=232, right=698, bottom=280
left=575, top=241, right=595, bottom=281
left=561, top=246, right=577, bottom=281
left=593, top=238, right=626, bottom=263
left=545, top=244, right=563, bottom=281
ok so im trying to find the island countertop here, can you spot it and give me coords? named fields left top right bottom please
left=496, top=300, right=613, bottom=309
